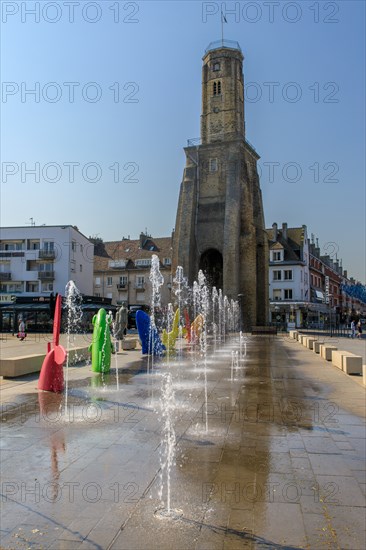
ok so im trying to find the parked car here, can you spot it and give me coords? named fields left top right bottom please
left=127, top=305, right=150, bottom=329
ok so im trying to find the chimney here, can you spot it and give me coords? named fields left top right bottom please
left=140, top=232, right=146, bottom=248
left=282, top=222, right=288, bottom=240
left=343, top=269, right=347, bottom=278
left=272, top=222, right=278, bottom=241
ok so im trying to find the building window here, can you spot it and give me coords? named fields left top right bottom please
left=209, top=159, right=218, bottom=172
left=39, top=263, right=53, bottom=272
left=135, top=259, right=151, bottom=267
left=272, top=251, right=282, bottom=261
left=213, top=62, right=220, bottom=71
left=43, top=241, right=54, bottom=252
left=213, top=80, right=221, bottom=95
left=284, top=289, right=293, bottom=300
left=70, top=260, right=76, bottom=273
left=273, top=270, right=281, bottom=281
left=284, top=270, right=293, bottom=280
left=273, top=289, right=281, bottom=301
left=107, top=293, right=112, bottom=299
left=41, top=282, right=53, bottom=292
left=119, top=276, right=128, bottom=285
left=95, top=277, right=101, bottom=286
left=26, top=282, right=39, bottom=292
left=95, top=292, right=100, bottom=297
left=80, top=264, right=82, bottom=272
left=136, top=276, right=145, bottom=288
left=107, top=276, right=113, bottom=286
left=163, top=258, right=171, bottom=266
left=71, top=241, right=77, bottom=252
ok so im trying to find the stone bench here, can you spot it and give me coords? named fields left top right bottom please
left=313, top=341, right=324, bottom=354
left=121, top=339, right=137, bottom=351
left=305, top=337, right=316, bottom=350
left=0, top=346, right=90, bottom=378
left=331, top=350, right=353, bottom=370
left=343, top=354, right=363, bottom=375
left=289, top=330, right=298, bottom=339
left=320, top=345, right=338, bottom=361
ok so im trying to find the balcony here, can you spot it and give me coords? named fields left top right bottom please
left=0, top=273, right=11, bottom=281
left=135, top=284, right=145, bottom=291
left=39, top=250, right=56, bottom=260
left=117, top=283, right=127, bottom=290
left=38, top=271, right=55, bottom=280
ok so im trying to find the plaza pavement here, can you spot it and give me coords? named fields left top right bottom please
left=0, top=333, right=365, bottom=549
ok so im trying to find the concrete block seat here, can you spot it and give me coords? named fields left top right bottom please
left=320, top=345, right=338, bottom=361
left=0, top=346, right=90, bottom=378
left=306, top=337, right=317, bottom=350
left=331, top=350, right=353, bottom=370
left=332, top=351, right=363, bottom=375
left=313, top=341, right=324, bottom=353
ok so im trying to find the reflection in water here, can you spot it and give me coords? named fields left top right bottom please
left=38, top=392, right=66, bottom=502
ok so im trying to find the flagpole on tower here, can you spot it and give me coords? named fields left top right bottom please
left=221, top=11, right=227, bottom=47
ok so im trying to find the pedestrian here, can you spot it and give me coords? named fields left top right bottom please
left=18, top=318, right=26, bottom=341
left=356, top=321, right=362, bottom=339
left=350, top=320, right=356, bottom=338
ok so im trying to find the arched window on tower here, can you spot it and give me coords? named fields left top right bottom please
left=213, top=81, right=222, bottom=96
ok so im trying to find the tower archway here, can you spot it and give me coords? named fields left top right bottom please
left=199, top=249, right=223, bottom=290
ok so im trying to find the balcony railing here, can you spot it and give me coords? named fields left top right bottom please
left=186, top=136, right=258, bottom=156
left=0, top=273, right=11, bottom=281
left=204, top=40, right=242, bottom=54
left=38, top=271, right=55, bottom=280
left=39, top=250, right=56, bottom=259
left=117, top=283, right=127, bottom=290
left=135, top=284, right=145, bottom=291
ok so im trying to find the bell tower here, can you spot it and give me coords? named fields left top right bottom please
left=172, top=41, right=268, bottom=329
left=201, top=45, right=244, bottom=143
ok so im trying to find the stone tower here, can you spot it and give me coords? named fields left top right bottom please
left=172, top=40, right=268, bottom=329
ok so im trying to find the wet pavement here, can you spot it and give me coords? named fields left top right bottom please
left=0, top=335, right=365, bottom=549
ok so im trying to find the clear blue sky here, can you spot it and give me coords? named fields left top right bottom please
left=1, top=1, right=365, bottom=281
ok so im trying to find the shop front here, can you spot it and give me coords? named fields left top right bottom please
left=269, top=301, right=310, bottom=330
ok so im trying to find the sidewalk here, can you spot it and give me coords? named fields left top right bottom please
left=1, top=336, right=365, bottom=549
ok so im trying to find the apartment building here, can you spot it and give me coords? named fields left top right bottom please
left=0, top=225, right=93, bottom=331
left=93, top=233, right=173, bottom=308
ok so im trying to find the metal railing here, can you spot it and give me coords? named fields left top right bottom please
left=38, top=271, right=55, bottom=280
left=186, top=136, right=258, bottom=156
left=205, top=40, right=242, bottom=54
left=117, top=283, right=127, bottom=290
left=39, top=250, right=55, bottom=259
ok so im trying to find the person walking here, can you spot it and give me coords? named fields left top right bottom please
left=18, top=318, right=26, bottom=341
left=350, top=320, right=356, bottom=338
left=356, top=321, right=362, bottom=339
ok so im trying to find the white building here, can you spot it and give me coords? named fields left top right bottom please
left=267, top=223, right=310, bottom=328
left=0, top=225, right=94, bottom=298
